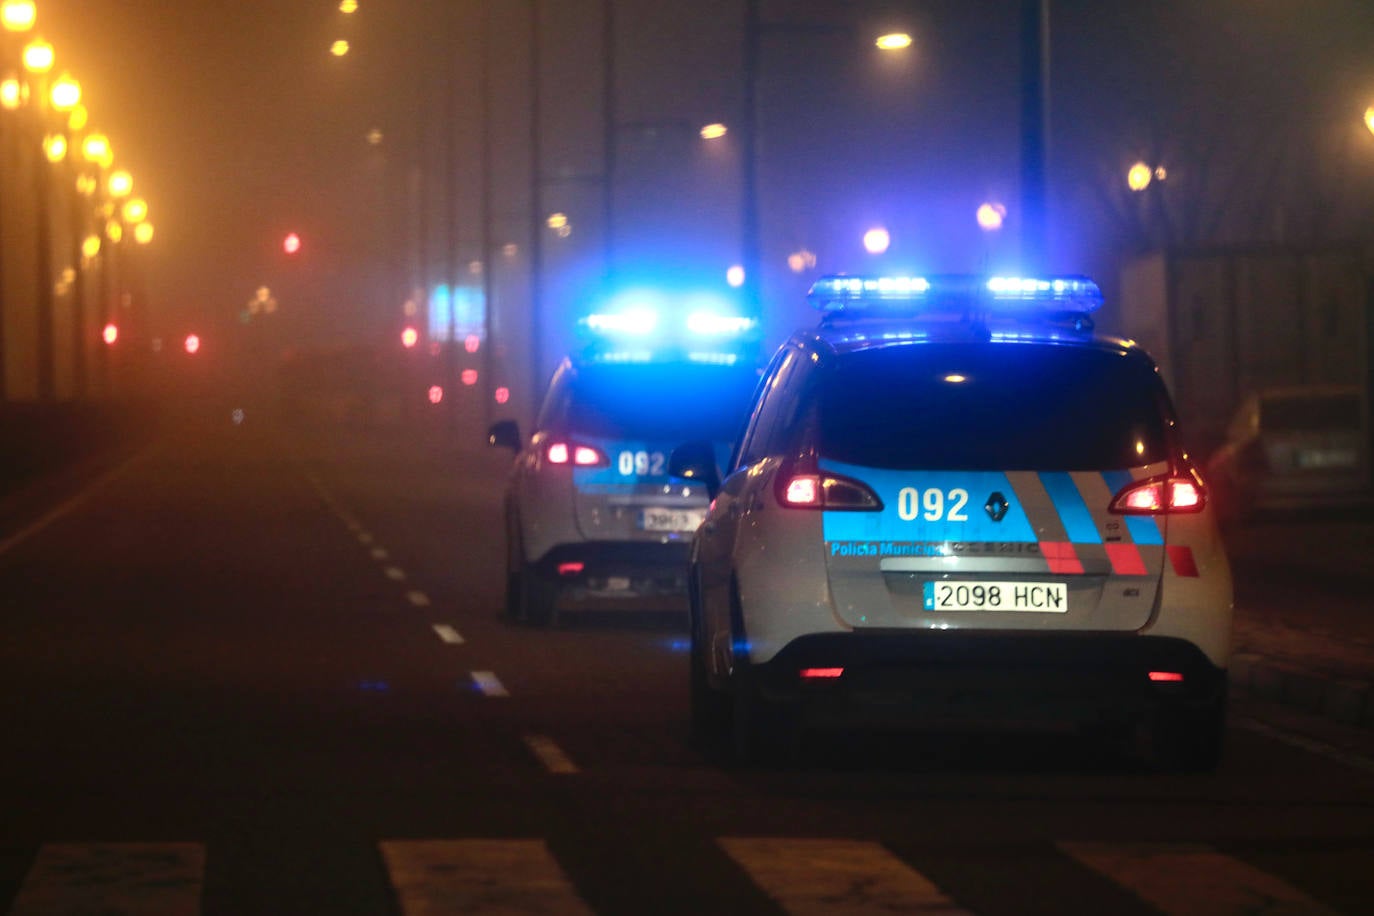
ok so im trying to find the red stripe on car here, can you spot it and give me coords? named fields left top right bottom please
left=1039, top=541, right=1084, bottom=574
left=1105, top=543, right=1148, bottom=575
left=1166, top=545, right=1200, bottom=577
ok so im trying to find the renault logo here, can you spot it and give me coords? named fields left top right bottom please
left=985, top=492, right=1009, bottom=522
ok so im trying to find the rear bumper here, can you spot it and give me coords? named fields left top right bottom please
left=533, top=541, right=692, bottom=599
left=745, top=631, right=1225, bottom=731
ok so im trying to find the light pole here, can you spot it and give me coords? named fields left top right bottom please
left=1, top=1, right=37, bottom=401
left=23, top=35, right=58, bottom=399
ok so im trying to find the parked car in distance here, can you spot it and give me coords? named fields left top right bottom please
left=1206, top=384, right=1370, bottom=523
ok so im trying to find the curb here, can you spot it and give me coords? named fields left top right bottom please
left=1230, top=653, right=1374, bottom=729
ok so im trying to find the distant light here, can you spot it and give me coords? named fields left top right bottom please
left=48, top=73, right=80, bottom=110
left=2, top=2, right=37, bottom=33
left=0, top=78, right=22, bottom=110
left=875, top=33, right=912, bottom=51
left=283, top=232, right=301, bottom=255
left=1366, top=106, right=1374, bottom=137
left=331, top=39, right=350, bottom=56
left=427, top=385, right=443, bottom=404
left=401, top=326, right=419, bottom=348
left=366, top=128, right=383, bottom=145
left=184, top=334, right=201, bottom=355
left=102, top=323, right=118, bottom=345
left=461, top=369, right=478, bottom=386
left=1153, top=166, right=1168, bottom=182
left=787, top=249, right=817, bottom=273
left=134, top=222, right=154, bottom=245
left=67, top=104, right=88, bottom=131
left=1127, top=161, right=1152, bottom=192
left=340, top=0, right=358, bottom=12
left=943, top=374, right=967, bottom=384
left=22, top=38, right=53, bottom=74
left=464, top=334, right=480, bottom=353
left=106, top=167, right=131, bottom=196
left=501, top=243, right=519, bottom=258
left=976, top=202, right=1006, bottom=232
left=232, top=408, right=246, bottom=425
left=863, top=226, right=890, bottom=254
left=699, top=122, right=728, bottom=140
left=545, top=212, right=568, bottom=230
left=402, top=298, right=417, bottom=317
left=121, top=198, right=148, bottom=224
left=468, top=259, right=484, bottom=276
left=82, top=234, right=101, bottom=259
left=43, top=133, right=66, bottom=162
left=105, top=220, right=123, bottom=243
left=726, top=264, right=745, bottom=287
left=494, top=386, right=510, bottom=404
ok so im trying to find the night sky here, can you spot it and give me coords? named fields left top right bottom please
left=31, top=0, right=1374, bottom=360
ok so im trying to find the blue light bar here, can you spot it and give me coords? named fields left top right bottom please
left=686, top=312, right=757, bottom=336
left=808, top=274, right=1102, bottom=314
left=583, top=309, right=658, bottom=336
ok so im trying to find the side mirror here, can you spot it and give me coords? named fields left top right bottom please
left=668, top=440, right=721, bottom=498
left=488, top=419, right=521, bottom=451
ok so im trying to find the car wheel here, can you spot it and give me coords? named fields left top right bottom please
left=1153, top=690, right=1226, bottom=772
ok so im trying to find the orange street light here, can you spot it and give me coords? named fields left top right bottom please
left=107, top=168, right=133, bottom=197
left=134, top=222, right=154, bottom=245
left=875, top=33, right=913, bottom=51
left=1127, top=161, right=1153, bottom=192
left=330, top=39, right=350, bottom=57
left=0, top=77, right=22, bottom=110
left=48, top=72, right=80, bottom=110
left=1, top=1, right=36, bottom=33
left=340, top=0, right=358, bottom=12
left=22, top=37, right=53, bottom=74
left=699, top=122, right=728, bottom=140
left=67, top=103, right=88, bottom=130
left=1365, top=106, right=1374, bottom=137
left=43, top=133, right=66, bottom=162
left=121, top=197, right=148, bottom=224
left=82, top=234, right=101, bottom=259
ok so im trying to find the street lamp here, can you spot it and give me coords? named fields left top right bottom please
left=1365, top=105, right=1374, bottom=137
left=21, top=36, right=52, bottom=73
left=863, top=226, right=891, bottom=254
left=1, top=0, right=35, bottom=33
left=121, top=197, right=147, bottom=224
left=133, top=221, right=154, bottom=245
left=107, top=166, right=132, bottom=198
left=0, top=77, right=22, bottom=109
left=1127, top=161, right=1153, bottom=192
left=874, top=32, right=912, bottom=51
left=48, top=72, right=79, bottom=110
left=699, top=122, right=728, bottom=140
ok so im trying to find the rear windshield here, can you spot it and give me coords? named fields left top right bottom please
left=563, top=363, right=759, bottom=442
left=815, top=343, right=1170, bottom=470
left=1261, top=392, right=1361, bottom=432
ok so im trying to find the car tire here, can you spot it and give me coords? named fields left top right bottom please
left=1153, top=690, right=1226, bottom=772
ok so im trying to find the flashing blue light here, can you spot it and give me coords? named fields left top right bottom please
left=686, top=312, right=757, bottom=336
left=808, top=274, right=1102, bottom=314
left=585, top=309, right=658, bottom=335
left=687, top=351, right=741, bottom=366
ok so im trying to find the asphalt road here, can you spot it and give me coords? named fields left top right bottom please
left=2, top=408, right=1373, bottom=915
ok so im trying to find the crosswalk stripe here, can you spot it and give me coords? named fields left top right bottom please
left=381, top=839, right=594, bottom=915
left=8, top=842, right=205, bottom=916
left=718, top=837, right=972, bottom=915
left=1059, top=841, right=1341, bottom=916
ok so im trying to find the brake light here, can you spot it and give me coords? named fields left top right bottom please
left=777, top=465, right=882, bottom=511
left=800, top=667, right=844, bottom=680
left=545, top=442, right=607, bottom=467
left=1109, top=474, right=1206, bottom=514
left=1148, top=671, right=1184, bottom=683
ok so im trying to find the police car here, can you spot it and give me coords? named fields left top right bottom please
left=670, top=275, right=1233, bottom=769
left=488, top=296, right=761, bottom=625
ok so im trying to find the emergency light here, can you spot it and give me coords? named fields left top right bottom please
left=808, top=274, right=1104, bottom=314
left=578, top=289, right=759, bottom=363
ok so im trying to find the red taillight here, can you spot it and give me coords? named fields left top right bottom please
left=545, top=442, right=606, bottom=467
left=777, top=466, right=882, bottom=511
left=1110, top=474, right=1206, bottom=515
left=1148, top=671, right=1185, bottom=683
left=800, top=667, right=844, bottom=680
left=557, top=562, right=585, bottom=577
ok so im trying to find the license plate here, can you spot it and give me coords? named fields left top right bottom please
left=640, top=507, right=706, bottom=532
left=923, top=580, right=1067, bottom=612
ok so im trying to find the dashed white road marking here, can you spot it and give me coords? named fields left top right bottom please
left=432, top=624, right=465, bottom=645
left=718, top=837, right=969, bottom=915
left=371, top=546, right=390, bottom=560
left=407, top=590, right=431, bottom=607
left=523, top=734, right=579, bottom=774
left=384, top=566, right=407, bottom=581
left=1060, top=840, right=1341, bottom=916
left=381, top=840, right=593, bottom=915
left=471, top=671, right=509, bottom=697
left=8, top=842, right=205, bottom=916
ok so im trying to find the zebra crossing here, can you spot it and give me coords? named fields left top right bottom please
left=4, top=836, right=1361, bottom=915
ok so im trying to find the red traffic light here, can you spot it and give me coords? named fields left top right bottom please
left=400, top=326, right=419, bottom=349
left=283, top=232, right=301, bottom=255
left=184, top=334, right=201, bottom=355
left=102, top=323, right=118, bottom=345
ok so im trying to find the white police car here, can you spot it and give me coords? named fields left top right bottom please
left=489, top=299, right=760, bottom=625
left=671, top=275, right=1233, bottom=769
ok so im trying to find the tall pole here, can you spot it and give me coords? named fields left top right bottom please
left=1019, top=0, right=1050, bottom=270
left=480, top=0, right=495, bottom=423
left=601, top=0, right=616, bottom=280
left=34, top=134, right=55, bottom=400
left=68, top=165, right=87, bottom=397
left=741, top=0, right=762, bottom=315
left=528, top=0, right=544, bottom=423
left=443, top=0, right=459, bottom=431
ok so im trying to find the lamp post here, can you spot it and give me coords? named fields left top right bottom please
left=1, top=1, right=37, bottom=400
left=22, top=35, right=58, bottom=399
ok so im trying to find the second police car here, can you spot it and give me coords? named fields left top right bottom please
left=489, top=292, right=761, bottom=625
left=671, top=275, right=1233, bottom=769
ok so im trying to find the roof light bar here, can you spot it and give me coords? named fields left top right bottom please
left=808, top=274, right=1103, bottom=314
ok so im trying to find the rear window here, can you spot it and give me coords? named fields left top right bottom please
left=815, top=343, right=1170, bottom=470
left=1260, top=392, right=1361, bottom=432
left=563, top=363, right=759, bottom=442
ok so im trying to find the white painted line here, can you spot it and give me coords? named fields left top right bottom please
left=523, top=734, right=579, bottom=774
left=384, top=566, right=407, bottom=581
left=381, top=840, right=593, bottom=915
left=371, top=546, right=390, bottom=560
left=8, top=842, right=205, bottom=916
left=471, top=671, right=509, bottom=697
left=718, top=838, right=969, bottom=915
left=0, top=445, right=158, bottom=558
left=432, top=624, right=465, bottom=645
left=1236, top=717, right=1374, bottom=775
left=407, top=590, right=431, bottom=607
left=1060, top=841, right=1341, bottom=916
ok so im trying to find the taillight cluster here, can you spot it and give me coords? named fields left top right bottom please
left=777, top=469, right=882, bottom=510
left=544, top=442, right=608, bottom=467
left=1109, top=471, right=1206, bottom=514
